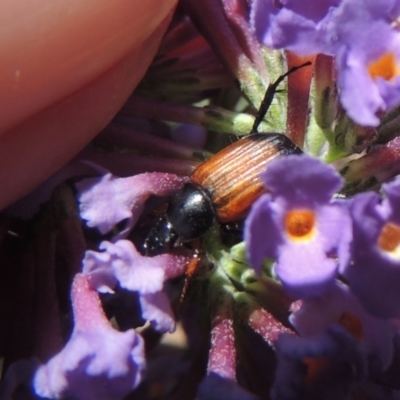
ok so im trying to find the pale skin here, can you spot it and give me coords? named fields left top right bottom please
left=0, top=0, right=177, bottom=210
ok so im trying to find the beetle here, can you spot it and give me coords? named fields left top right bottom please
left=144, top=133, right=302, bottom=255
left=144, top=62, right=311, bottom=256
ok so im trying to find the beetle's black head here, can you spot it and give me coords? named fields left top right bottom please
left=144, top=183, right=215, bottom=256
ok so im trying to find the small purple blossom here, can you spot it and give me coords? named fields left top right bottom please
left=76, top=172, right=187, bottom=239
left=197, top=373, right=258, bottom=400
left=245, top=155, right=351, bottom=298
left=251, top=0, right=338, bottom=55
left=251, top=0, right=400, bottom=126
left=290, top=280, right=395, bottom=373
left=83, top=240, right=189, bottom=332
left=33, top=274, right=146, bottom=400
left=342, top=177, right=400, bottom=318
left=272, top=326, right=367, bottom=400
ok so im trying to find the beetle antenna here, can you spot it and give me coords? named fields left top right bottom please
left=250, top=61, right=312, bottom=134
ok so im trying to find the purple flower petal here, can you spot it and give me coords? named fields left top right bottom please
left=343, top=178, right=400, bottom=317
left=251, top=0, right=400, bottom=126
left=291, top=281, right=395, bottom=372
left=197, top=372, right=258, bottom=400
left=76, top=172, right=187, bottom=239
left=336, top=46, right=385, bottom=127
left=336, top=23, right=400, bottom=126
left=139, top=292, right=176, bottom=333
left=82, top=247, right=118, bottom=294
left=276, top=242, right=337, bottom=298
left=82, top=240, right=188, bottom=333
left=83, top=240, right=189, bottom=294
left=33, top=274, right=146, bottom=400
left=383, top=177, right=400, bottom=221
left=251, top=0, right=338, bottom=55
left=244, top=194, right=282, bottom=273
left=245, top=155, right=351, bottom=298
left=272, top=325, right=367, bottom=400
left=98, top=240, right=166, bottom=294
left=261, top=155, right=343, bottom=205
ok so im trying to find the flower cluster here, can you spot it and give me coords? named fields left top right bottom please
left=245, top=154, right=400, bottom=398
left=251, top=0, right=400, bottom=127
left=245, top=155, right=351, bottom=298
left=0, top=172, right=191, bottom=400
left=4, top=1, right=400, bottom=400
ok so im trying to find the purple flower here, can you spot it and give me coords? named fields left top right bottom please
left=245, top=155, right=351, bottom=298
left=197, top=373, right=258, bottom=400
left=290, top=281, right=395, bottom=373
left=251, top=0, right=338, bottom=55
left=33, top=274, right=146, bottom=400
left=271, top=326, right=367, bottom=400
left=76, top=172, right=187, bottom=239
left=83, top=240, right=189, bottom=332
left=342, top=177, right=400, bottom=318
left=251, top=0, right=400, bottom=126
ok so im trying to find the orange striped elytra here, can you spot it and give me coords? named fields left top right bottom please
left=191, top=133, right=302, bottom=222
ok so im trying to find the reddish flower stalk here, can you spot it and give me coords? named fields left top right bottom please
left=96, top=123, right=202, bottom=160
left=248, top=307, right=294, bottom=348
left=121, top=96, right=263, bottom=135
left=222, top=0, right=269, bottom=80
left=286, top=51, right=315, bottom=147
left=208, top=302, right=236, bottom=380
left=313, top=54, right=337, bottom=131
left=182, top=0, right=268, bottom=106
left=157, top=19, right=200, bottom=56
left=79, top=149, right=199, bottom=177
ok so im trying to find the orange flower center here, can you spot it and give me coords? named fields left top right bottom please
left=303, top=357, right=328, bottom=385
left=377, top=222, right=400, bottom=252
left=338, top=312, right=363, bottom=342
left=302, top=312, right=364, bottom=386
left=368, top=52, right=400, bottom=81
left=285, top=209, right=315, bottom=241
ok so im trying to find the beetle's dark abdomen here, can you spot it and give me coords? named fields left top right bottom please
left=144, top=183, right=215, bottom=255
left=190, top=133, right=301, bottom=222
